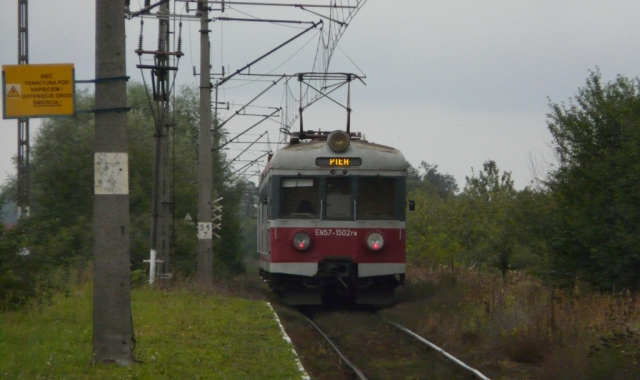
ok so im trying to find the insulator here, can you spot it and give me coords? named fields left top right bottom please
left=138, top=20, right=144, bottom=51
left=177, top=22, right=183, bottom=53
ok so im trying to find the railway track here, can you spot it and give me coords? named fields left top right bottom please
left=303, top=313, right=368, bottom=380
left=384, top=320, right=490, bottom=380
left=276, top=305, right=490, bottom=380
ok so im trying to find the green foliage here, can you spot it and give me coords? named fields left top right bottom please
left=0, top=219, right=57, bottom=311
left=1, top=83, right=250, bottom=300
left=406, top=187, right=462, bottom=266
left=458, top=160, right=518, bottom=275
left=509, top=188, right=553, bottom=272
left=406, top=162, right=464, bottom=266
left=407, top=70, right=640, bottom=289
left=30, top=90, right=95, bottom=225
left=241, top=216, right=258, bottom=260
left=408, top=160, right=522, bottom=272
left=213, top=181, right=247, bottom=276
left=406, top=163, right=460, bottom=265
left=547, top=71, right=640, bottom=289
left=407, top=161, right=458, bottom=198
left=172, top=219, right=198, bottom=276
left=406, top=160, right=549, bottom=275
left=238, top=182, right=258, bottom=260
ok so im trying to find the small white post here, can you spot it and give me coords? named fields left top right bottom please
left=149, top=249, right=156, bottom=284
left=143, top=250, right=165, bottom=284
left=143, top=249, right=157, bottom=284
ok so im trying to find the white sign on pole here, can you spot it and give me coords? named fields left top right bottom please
left=94, top=152, right=129, bottom=195
left=198, top=222, right=212, bottom=239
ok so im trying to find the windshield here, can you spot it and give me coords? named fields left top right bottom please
left=358, top=177, right=396, bottom=220
left=278, top=176, right=397, bottom=220
left=280, top=178, right=319, bottom=218
left=326, top=177, right=352, bottom=219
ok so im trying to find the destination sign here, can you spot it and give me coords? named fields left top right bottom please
left=2, top=63, right=75, bottom=119
left=315, top=157, right=362, bottom=167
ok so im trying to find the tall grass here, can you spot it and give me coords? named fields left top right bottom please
left=386, top=265, right=640, bottom=379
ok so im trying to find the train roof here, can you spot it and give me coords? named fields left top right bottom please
left=264, top=138, right=408, bottom=174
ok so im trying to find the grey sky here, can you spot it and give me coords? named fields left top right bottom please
left=2, top=1, right=640, bottom=190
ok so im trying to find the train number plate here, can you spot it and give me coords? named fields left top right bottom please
left=315, top=229, right=358, bottom=237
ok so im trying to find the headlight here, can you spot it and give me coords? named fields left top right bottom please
left=366, top=232, right=384, bottom=251
left=327, top=130, right=350, bottom=152
left=292, top=232, right=311, bottom=251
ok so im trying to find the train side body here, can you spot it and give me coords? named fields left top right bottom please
left=258, top=135, right=409, bottom=305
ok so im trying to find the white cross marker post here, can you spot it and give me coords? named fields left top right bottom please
left=143, top=249, right=164, bottom=284
left=211, top=197, right=223, bottom=239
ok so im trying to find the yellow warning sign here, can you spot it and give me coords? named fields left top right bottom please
left=2, top=63, right=75, bottom=119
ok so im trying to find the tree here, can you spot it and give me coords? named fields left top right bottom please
left=407, top=161, right=458, bottom=198
left=406, top=188, right=463, bottom=266
left=0, top=194, right=56, bottom=311
left=2, top=83, right=247, bottom=282
left=459, top=160, right=517, bottom=276
left=405, top=159, right=551, bottom=275
left=547, top=70, right=640, bottom=289
left=406, top=163, right=461, bottom=266
left=25, top=90, right=95, bottom=267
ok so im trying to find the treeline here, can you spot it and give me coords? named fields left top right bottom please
left=0, top=83, right=252, bottom=310
left=407, top=70, right=640, bottom=291
left=3, top=71, right=640, bottom=310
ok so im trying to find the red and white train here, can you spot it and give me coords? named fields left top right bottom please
left=258, top=129, right=411, bottom=305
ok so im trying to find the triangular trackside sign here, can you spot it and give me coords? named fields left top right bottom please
left=6, top=85, right=20, bottom=97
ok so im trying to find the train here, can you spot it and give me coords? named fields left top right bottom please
left=258, top=128, right=412, bottom=305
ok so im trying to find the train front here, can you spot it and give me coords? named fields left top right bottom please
left=258, top=130, right=409, bottom=305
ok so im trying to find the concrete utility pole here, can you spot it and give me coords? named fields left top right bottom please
left=93, top=0, right=133, bottom=364
left=17, top=0, right=30, bottom=219
left=149, top=0, right=173, bottom=277
left=196, top=0, right=213, bottom=282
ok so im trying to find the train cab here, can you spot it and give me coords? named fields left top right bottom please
left=258, top=130, right=409, bottom=305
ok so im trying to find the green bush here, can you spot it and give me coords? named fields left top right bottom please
left=0, top=220, right=57, bottom=311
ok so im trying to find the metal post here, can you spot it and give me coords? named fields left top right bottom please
left=197, top=0, right=213, bottom=282
left=149, top=0, right=172, bottom=277
left=298, top=74, right=304, bottom=134
left=17, top=0, right=30, bottom=219
left=346, top=74, right=351, bottom=134
left=93, top=0, right=133, bottom=364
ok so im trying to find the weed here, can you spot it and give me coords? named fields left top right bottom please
left=399, top=265, right=640, bottom=379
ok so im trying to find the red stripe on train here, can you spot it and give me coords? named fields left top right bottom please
left=266, top=227, right=405, bottom=264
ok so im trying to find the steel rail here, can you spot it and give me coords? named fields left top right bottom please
left=302, top=314, right=368, bottom=380
left=385, top=320, right=491, bottom=380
